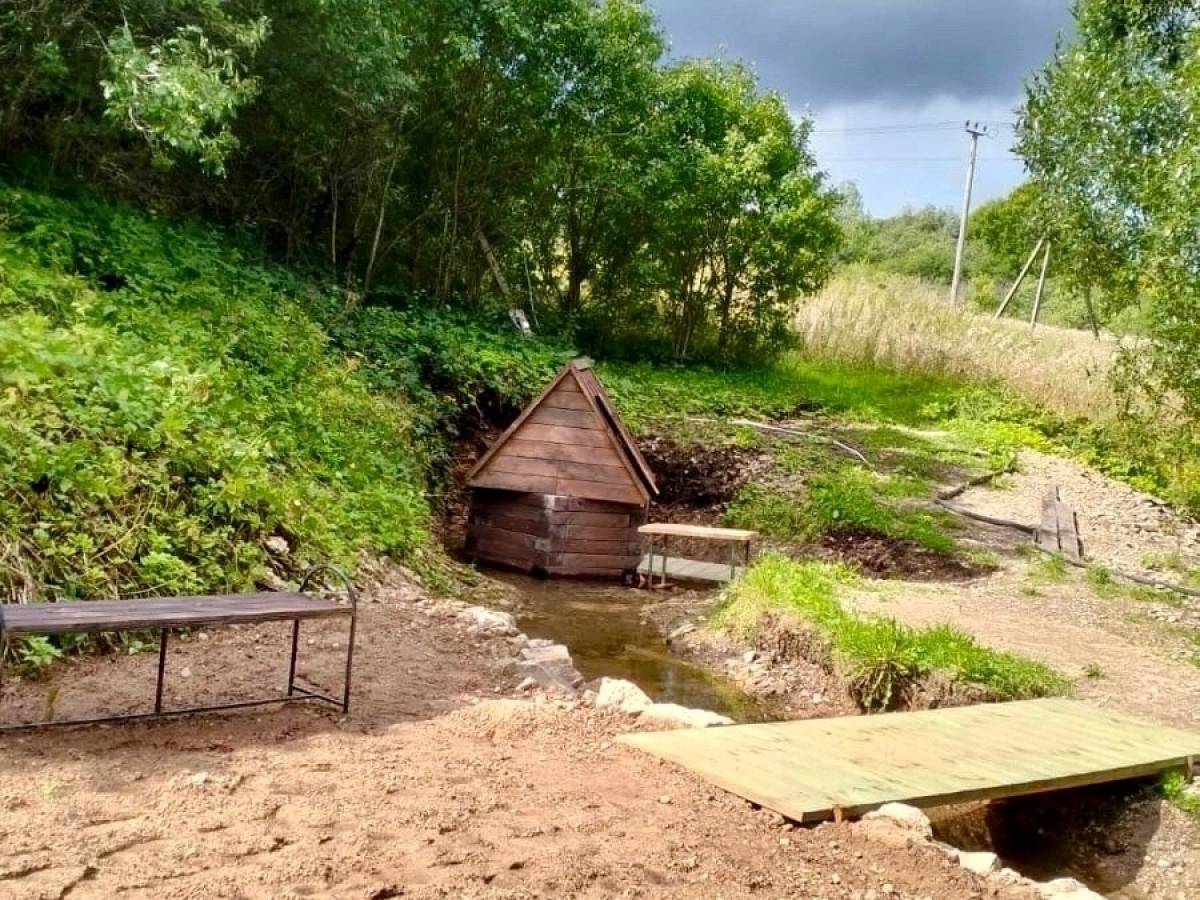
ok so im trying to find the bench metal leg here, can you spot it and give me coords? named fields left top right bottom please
left=299, top=564, right=358, bottom=715
left=287, top=619, right=300, bottom=697
left=154, top=628, right=168, bottom=714
left=342, top=605, right=357, bottom=714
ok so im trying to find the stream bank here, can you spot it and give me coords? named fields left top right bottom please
left=490, top=571, right=778, bottom=722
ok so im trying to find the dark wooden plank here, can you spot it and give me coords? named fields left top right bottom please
left=486, top=454, right=634, bottom=486
left=1036, top=487, right=1061, bottom=554
left=471, top=501, right=545, bottom=523
left=471, top=512, right=550, bottom=537
left=470, top=471, right=560, bottom=495
left=469, top=531, right=542, bottom=564
left=469, top=524, right=539, bottom=549
left=553, top=538, right=640, bottom=555
left=547, top=510, right=633, bottom=528
left=1056, top=501, right=1083, bottom=563
left=542, top=391, right=592, bottom=411
left=559, top=524, right=637, bottom=541
left=554, top=478, right=644, bottom=505
left=501, top=438, right=627, bottom=469
left=518, top=424, right=615, bottom=449
left=0, top=593, right=348, bottom=636
left=545, top=496, right=636, bottom=513
left=527, top=407, right=604, bottom=430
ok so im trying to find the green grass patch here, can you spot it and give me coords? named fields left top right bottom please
left=1029, top=553, right=1071, bottom=584
left=598, top=355, right=965, bottom=433
left=714, top=554, right=1069, bottom=710
left=724, top=485, right=812, bottom=542
left=725, top=466, right=958, bottom=555
left=1160, top=771, right=1200, bottom=820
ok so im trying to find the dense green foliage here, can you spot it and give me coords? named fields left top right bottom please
left=1019, top=1, right=1200, bottom=420
left=714, top=554, right=1068, bottom=710
left=1, top=0, right=840, bottom=362
left=0, top=183, right=563, bottom=610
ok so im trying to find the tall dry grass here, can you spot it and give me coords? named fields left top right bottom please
left=795, top=274, right=1124, bottom=421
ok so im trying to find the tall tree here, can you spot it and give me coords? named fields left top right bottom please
left=1019, top=0, right=1200, bottom=416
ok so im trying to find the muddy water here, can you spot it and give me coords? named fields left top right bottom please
left=495, top=573, right=773, bottom=723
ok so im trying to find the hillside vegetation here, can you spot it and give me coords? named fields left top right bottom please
left=0, top=183, right=561, bottom=607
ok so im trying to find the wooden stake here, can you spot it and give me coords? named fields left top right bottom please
left=995, top=236, right=1046, bottom=319
left=1030, top=241, right=1051, bottom=328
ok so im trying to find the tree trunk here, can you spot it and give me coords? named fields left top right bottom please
left=717, top=273, right=736, bottom=352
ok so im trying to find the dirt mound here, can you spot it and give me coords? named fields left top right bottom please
left=638, top=434, right=762, bottom=508
left=816, top=530, right=990, bottom=582
left=441, top=697, right=600, bottom=743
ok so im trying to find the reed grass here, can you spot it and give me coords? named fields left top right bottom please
left=795, top=275, right=1122, bottom=422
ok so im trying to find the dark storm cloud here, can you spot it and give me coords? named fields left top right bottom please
left=650, top=1, right=1074, bottom=107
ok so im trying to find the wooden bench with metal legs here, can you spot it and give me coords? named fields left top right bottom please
left=0, top=565, right=357, bottom=732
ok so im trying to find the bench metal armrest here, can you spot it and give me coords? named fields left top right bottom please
left=298, top=564, right=357, bottom=610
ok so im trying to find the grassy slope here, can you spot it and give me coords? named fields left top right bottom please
left=0, top=184, right=562, bottom=612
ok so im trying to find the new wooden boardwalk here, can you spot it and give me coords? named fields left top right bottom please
left=619, top=699, right=1200, bottom=822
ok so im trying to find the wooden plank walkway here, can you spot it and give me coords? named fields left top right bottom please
left=637, top=555, right=743, bottom=585
left=619, top=699, right=1200, bottom=822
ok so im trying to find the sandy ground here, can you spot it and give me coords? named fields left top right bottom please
left=841, top=448, right=1200, bottom=899
left=0, top=576, right=1026, bottom=900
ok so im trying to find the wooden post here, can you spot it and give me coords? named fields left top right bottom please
left=1030, top=242, right=1052, bottom=328
left=995, top=236, right=1046, bottom=319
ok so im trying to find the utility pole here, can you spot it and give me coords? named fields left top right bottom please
left=949, top=122, right=989, bottom=305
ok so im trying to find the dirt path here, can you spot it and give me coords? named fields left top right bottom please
left=959, top=449, right=1200, bottom=580
left=838, top=448, right=1200, bottom=900
left=847, top=448, right=1200, bottom=730
left=0, top=576, right=1026, bottom=900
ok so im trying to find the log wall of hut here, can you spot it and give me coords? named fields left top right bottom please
left=466, top=492, right=644, bottom=578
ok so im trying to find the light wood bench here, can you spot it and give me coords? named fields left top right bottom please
left=0, top=565, right=357, bottom=731
left=638, top=524, right=758, bottom=586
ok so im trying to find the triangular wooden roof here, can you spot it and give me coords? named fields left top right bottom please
left=467, top=359, right=659, bottom=506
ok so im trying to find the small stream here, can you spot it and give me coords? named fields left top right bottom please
left=494, top=573, right=773, bottom=723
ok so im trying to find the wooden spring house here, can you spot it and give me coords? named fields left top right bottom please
left=465, top=360, right=659, bottom=578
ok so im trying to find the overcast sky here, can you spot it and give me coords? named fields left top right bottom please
left=649, top=1, right=1074, bottom=216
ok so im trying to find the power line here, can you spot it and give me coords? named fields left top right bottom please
left=811, top=120, right=1016, bottom=135
left=819, top=156, right=1024, bottom=162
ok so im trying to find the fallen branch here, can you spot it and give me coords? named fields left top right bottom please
left=1031, top=544, right=1200, bottom=601
left=936, top=464, right=1016, bottom=502
left=727, top=418, right=872, bottom=467
left=935, top=500, right=1036, bottom=535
